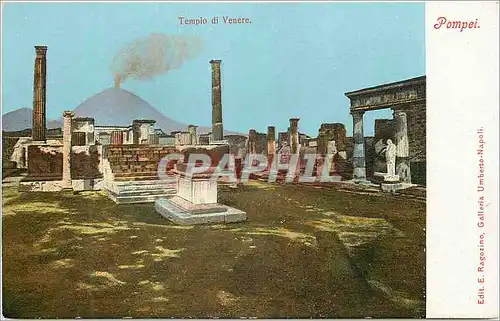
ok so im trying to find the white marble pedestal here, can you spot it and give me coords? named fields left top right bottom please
left=155, top=169, right=246, bottom=225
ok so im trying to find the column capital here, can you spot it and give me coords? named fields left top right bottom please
left=35, top=45, right=47, bottom=57
left=393, top=108, right=407, bottom=117
left=63, top=110, right=75, bottom=118
left=350, top=109, right=365, bottom=117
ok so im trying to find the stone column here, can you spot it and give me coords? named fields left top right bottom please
left=289, top=118, right=300, bottom=154
left=248, top=129, right=257, bottom=154
left=210, top=60, right=224, bottom=142
left=317, top=130, right=327, bottom=155
left=188, top=125, right=198, bottom=145
left=267, top=126, right=276, bottom=155
left=62, top=111, right=74, bottom=189
left=111, top=131, right=124, bottom=145
left=267, top=126, right=276, bottom=170
left=394, top=108, right=411, bottom=183
left=351, top=110, right=367, bottom=181
left=32, top=46, right=47, bottom=142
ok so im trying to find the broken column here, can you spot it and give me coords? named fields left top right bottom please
left=248, top=129, right=257, bottom=154
left=32, top=46, right=47, bottom=142
left=351, top=111, right=367, bottom=182
left=317, top=130, right=327, bottom=155
left=188, top=125, right=198, bottom=145
left=393, top=108, right=411, bottom=183
left=289, top=118, right=300, bottom=154
left=210, top=60, right=224, bottom=142
left=62, top=111, right=74, bottom=189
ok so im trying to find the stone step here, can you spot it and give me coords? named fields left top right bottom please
left=112, top=182, right=176, bottom=193
left=111, top=165, right=158, bottom=172
left=113, top=178, right=176, bottom=186
left=107, top=156, right=163, bottom=162
left=115, top=171, right=159, bottom=177
left=105, top=190, right=175, bottom=204
left=114, top=175, right=160, bottom=181
left=113, top=188, right=176, bottom=197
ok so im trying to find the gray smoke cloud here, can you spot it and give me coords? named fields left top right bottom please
left=111, top=33, right=203, bottom=87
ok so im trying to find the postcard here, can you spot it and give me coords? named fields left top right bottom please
left=1, top=1, right=498, bottom=319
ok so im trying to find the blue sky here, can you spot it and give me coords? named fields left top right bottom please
left=2, top=2, right=424, bottom=136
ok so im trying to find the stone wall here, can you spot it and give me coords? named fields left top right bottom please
left=2, top=137, right=19, bottom=167
left=407, top=102, right=426, bottom=162
left=27, top=145, right=63, bottom=179
left=71, top=146, right=103, bottom=179
left=255, top=132, right=267, bottom=154
left=179, top=145, right=230, bottom=167
left=224, top=135, right=247, bottom=155
left=407, top=101, right=426, bottom=185
left=374, top=119, right=395, bottom=142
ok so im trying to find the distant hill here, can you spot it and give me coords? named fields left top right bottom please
left=2, top=107, right=61, bottom=132
left=72, top=87, right=240, bottom=135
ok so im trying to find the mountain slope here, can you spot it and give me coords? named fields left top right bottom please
left=3, top=89, right=242, bottom=135
left=2, top=108, right=61, bottom=132
left=72, top=87, right=239, bottom=135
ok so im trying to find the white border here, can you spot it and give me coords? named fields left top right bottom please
left=426, top=1, right=499, bottom=318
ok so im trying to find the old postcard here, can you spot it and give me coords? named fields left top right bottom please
left=1, top=1, right=498, bottom=319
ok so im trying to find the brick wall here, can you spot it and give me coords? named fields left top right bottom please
left=27, top=145, right=63, bottom=179
left=71, top=146, right=102, bottom=179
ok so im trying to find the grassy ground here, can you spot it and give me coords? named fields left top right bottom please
left=2, top=180, right=425, bottom=318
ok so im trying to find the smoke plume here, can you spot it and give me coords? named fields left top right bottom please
left=111, top=33, right=203, bottom=87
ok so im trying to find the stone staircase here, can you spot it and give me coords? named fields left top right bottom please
left=104, top=179, right=177, bottom=204
left=103, top=145, right=179, bottom=204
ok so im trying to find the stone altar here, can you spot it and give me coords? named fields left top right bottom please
left=155, top=164, right=246, bottom=225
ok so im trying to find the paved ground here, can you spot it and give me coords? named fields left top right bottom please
left=2, top=179, right=425, bottom=318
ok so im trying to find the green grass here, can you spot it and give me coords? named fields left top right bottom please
left=2, top=181, right=425, bottom=318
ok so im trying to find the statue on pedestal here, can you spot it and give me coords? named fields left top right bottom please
left=385, top=139, right=397, bottom=176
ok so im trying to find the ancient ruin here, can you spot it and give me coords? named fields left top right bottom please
left=7, top=45, right=426, bottom=223
left=345, top=76, right=426, bottom=189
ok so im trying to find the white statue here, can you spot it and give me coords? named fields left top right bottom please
left=325, top=140, right=338, bottom=174
left=326, top=140, right=338, bottom=156
left=385, top=139, right=397, bottom=176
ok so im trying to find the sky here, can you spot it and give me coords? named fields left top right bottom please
left=1, top=2, right=425, bottom=136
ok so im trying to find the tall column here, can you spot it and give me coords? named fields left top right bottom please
left=394, top=109, right=411, bottom=183
left=289, top=118, right=300, bottom=154
left=210, top=60, right=224, bottom=142
left=267, top=126, right=276, bottom=155
left=267, top=126, right=276, bottom=170
left=32, top=46, right=47, bottom=142
left=62, top=111, right=74, bottom=189
left=351, top=110, right=367, bottom=181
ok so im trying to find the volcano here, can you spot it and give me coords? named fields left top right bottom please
left=72, top=87, right=237, bottom=135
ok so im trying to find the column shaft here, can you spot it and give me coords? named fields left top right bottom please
left=352, top=111, right=366, bottom=180
left=394, top=109, right=411, bottom=183
left=210, top=60, right=224, bottom=141
left=32, top=46, right=47, bottom=141
left=62, top=111, right=74, bottom=189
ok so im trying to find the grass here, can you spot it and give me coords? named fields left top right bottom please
left=2, top=180, right=425, bottom=318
